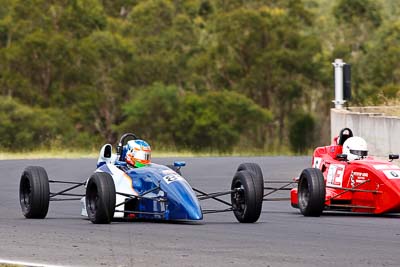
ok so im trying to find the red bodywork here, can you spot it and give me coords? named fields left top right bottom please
left=291, top=137, right=400, bottom=214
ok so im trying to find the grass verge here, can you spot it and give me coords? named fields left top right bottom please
left=0, top=147, right=304, bottom=160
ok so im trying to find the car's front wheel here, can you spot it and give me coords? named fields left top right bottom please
left=298, top=168, right=326, bottom=217
left=231, top=170, right=262, bottom=223
left=86, top=172, right=116, bottom=224
left=237, top=163, right=264, bottom=203
left=19, top=166, right=50, bottom=219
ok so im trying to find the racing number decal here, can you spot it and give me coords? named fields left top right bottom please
left=163, top=174, right=183, bottom=184
left=383, top=170, right=400, bottom=179
left=326, top=164, right=345, bottom=187
left=313, top=157, right=322, bottom=169
left=372, top=165, right=400, bottom=179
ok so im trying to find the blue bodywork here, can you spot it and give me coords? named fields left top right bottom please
left=98, top=163, right=203, bottom=221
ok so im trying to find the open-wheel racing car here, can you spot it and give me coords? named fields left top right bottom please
left=19, top=133, right=264, bottom=224
left=290, top=128, right=400, bottom=216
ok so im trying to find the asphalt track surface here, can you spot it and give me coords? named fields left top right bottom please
left=1, top=157, right=400, bottom=267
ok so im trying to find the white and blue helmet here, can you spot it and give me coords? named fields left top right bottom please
left=126, top=140, right=151, bottom=167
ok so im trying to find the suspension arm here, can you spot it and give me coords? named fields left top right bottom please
left=50, top=193, right=85, bottom=197
left=263, top=182, right=295, bottom=198
left=192, top=187, right=235, bottom=206
left=50, top=198, right=83, bottom=201
left=49, top=182, right=85, bottom=198
left=202, top=208, right=234, bottom=214
left=139, top=186, right=161, bottom=197
left=49, top=180, right=86, bottom=185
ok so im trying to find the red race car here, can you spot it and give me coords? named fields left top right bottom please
left=290, top=128, right=400, bottom=216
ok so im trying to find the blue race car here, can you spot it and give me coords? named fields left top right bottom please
left=19, top=133, right=264, bottom=224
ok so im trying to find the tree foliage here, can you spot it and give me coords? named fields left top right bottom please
left=0, top=0, right=397, bottom=153
left=0, top=97, right=70, bottom=150
left=289, top=112, right=315, bottom=153
left=119, top=83, right=271, bottom=152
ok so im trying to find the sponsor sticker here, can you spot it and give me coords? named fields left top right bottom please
left=352, top=171, right=369, bottom=178
left=327, top=164, right=345, bottom=187
left=350, top=171, right=368, bottom=186
left=383, top=170, right=400, bottom=179
left=163, top=173, right=183, bottom=184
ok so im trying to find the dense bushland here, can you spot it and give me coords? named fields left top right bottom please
left=0, top=0, right=398, bottom=153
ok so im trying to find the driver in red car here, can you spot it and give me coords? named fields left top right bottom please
left=342, top=136, right=368, bottom=161
left=313, top=128, right=368, bottom=161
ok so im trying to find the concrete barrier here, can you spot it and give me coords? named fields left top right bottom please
left=331, top=107, right=400, bottom=157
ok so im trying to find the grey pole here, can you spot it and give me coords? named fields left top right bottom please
left=332, top=59, right=346, bottom=109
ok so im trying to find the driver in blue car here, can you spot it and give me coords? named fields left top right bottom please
left=125, top=139, right=152, bottom=168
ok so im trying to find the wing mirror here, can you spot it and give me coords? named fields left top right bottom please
left=97, top=144, right=113, bottom=168
left=99, top=144, right=112, bottom=158
left=336, top=154, right=348, bottom=161
left=389, top=154, right=399, bottom=162
left=174, top=161, right=186, bottom=167
left=103, top=144, right=112, bottom=158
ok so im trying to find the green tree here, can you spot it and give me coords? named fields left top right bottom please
left=118, top=83, right=181, bottom=146
left=2, top=0, right=399, bottom=154
left=173, top=90, right=271, bottom=152
left=0, top=97, right=71, bottom=150
left=189, top=2, right=324, bottom=148
left=124, top=0, right=199, bottom=88
left=70, top=30, right=135, bottom=143
left=119, top=83, right=271, bottom=152
left=289, top=111, right=315, bottom=153
left=332, top=0, right=383, bottom=101
left=333, top=0, right=382, bottom=28
left=357, top=21, right=400, bottom=104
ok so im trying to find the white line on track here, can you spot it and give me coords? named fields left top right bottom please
left=0, top=258, right=67, bottom=267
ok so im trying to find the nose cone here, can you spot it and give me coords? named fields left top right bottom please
left=183, top=202, right=203, bottom=220
left=162, top=179, right=203, bottom=221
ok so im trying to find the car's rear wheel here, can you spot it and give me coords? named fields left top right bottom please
left=298, top=168, right=326, bottom=217
left=19, top=166, right=50, bottom=219
left=86, top=172, right=116, bottom=224
left=231, top=170, right=262, bottom=223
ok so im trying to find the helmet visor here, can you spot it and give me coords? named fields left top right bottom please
left=134, top=150, right=151, bottom=164
left=350, top=149, right=368, bottom=157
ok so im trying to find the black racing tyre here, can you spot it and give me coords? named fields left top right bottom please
left=237, top=163, right=264, bottom=203
left=86, top=172, right=116, bottom=224
left=19, top=166, right=50, bottom=219
left=231, top=170, right=262, bottom=223
left=298, top=168, right=326, bottom=217
left=166, top=164, right=182, bottom=176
